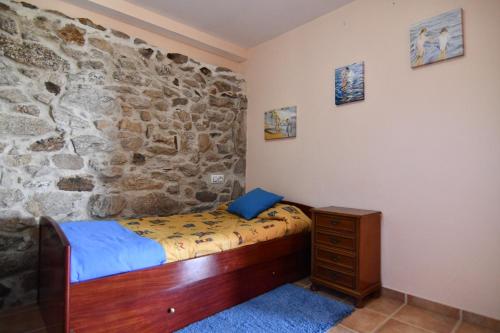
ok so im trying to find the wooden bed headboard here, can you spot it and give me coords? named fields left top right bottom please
left=281, top=200, right=313, bottom=218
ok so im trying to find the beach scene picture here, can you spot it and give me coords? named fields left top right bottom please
left=335, top=62, right=365, bottom=106
left=264, top=106, right=297, bottom=140
left=410, top=9, right=464, bottom=68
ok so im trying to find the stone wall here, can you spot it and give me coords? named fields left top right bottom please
left=0, top=0, right=246, bottom=309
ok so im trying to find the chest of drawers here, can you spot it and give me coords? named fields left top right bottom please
left=310, top=206, right=381, bottom=307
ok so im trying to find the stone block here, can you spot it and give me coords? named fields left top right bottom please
left=88, top=194, right=126, bottom=218
left=57, top=176, right=94, bottom=192
left=167, top=53, right=188, bottom=64
left=0, top=34, right=69, bottom=71
left=52, top=154, right=84, bottom=170
left=57, top=24, right=85, bottom=46
left=130, top=193, right=180, bottom=216
left=72, top=135, right=113, bottom=155
left=195, top=191, right=217, bottom=203
left=0, top=114, right=53, bottom=136
left=25, top=192, right=77, bottom=217
left=29, top=135, right=64, bottom=152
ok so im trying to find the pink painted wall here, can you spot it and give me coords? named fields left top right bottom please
left=244, top=0, right=500, bottom=319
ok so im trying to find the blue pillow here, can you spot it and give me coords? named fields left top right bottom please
left=228, top=188, right=284, bottom=220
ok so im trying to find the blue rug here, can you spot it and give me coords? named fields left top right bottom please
left=177, top=284, right=354, bottom=333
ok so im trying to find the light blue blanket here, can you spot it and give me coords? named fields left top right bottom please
left=60, top=220, right=166, bottom=283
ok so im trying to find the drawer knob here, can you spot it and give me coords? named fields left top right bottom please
left=330, top=238, right=340, bottom=244
left=272, top=271, right=276, bottom=276
left=331, top=255, right=339, bottom=261
left=330, top=219, right=340, bottom=225
left=167, top=307, right=176, bottom=314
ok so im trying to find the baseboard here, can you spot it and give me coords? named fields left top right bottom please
left=382, top=287, right=500, bottom=331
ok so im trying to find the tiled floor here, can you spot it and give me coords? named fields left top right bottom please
left=293, top=278, right=498, bottom=333
left=0, top=278, right=497, bottom=333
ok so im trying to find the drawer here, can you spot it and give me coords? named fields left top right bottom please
left=315, top=246, right=355, bottom=272
left=164, top=254, right=306, bottom=332
left=314, top=263, right=355, bottom=289
left=315, top=231, right=356, bottom=252
left=315, top=214, right=356, bottom=234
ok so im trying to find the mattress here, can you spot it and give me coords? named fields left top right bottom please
left=119, top=202, right=311, bottom=263
left=61, top=203, right=311, bottom=283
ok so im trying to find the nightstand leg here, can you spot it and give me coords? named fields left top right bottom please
left=355, top=297, right=366, bottom=308
left=310, top=283, right=319, bottom=292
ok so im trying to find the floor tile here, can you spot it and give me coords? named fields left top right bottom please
left=393, top=305, right=458, bottom=333
left=328, top=324, right=359, bottom=332
left=341, top=308, right=388, bottom=333
left=455, top=322, right=499, bottom=333
left=365, top=295, right=404, bottom=315
left=375, top=319, right=430, bottom=333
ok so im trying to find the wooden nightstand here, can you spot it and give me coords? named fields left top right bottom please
left=310, top=206, right=381, bottom=307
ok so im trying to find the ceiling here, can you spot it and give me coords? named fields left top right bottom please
left=124, top=0, right=354, bottom=48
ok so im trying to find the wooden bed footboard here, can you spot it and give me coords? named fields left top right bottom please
left=39, top=201, right=313, bottom=333
left=39, top=217, right=70, bottom=333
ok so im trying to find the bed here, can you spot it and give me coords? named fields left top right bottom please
left=39, top=200, right=313, bottom=333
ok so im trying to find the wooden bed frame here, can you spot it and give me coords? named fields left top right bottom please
left=38, top=201, right=312, bottom=333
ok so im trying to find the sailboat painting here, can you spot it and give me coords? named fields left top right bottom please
left=410, top=9, right=464, bottom=68
left=264, top=106, right=297, bottom=140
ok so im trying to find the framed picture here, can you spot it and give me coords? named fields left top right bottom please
left=335, top=62, right=365, bottom=106
left=264, top=106, right=297, bottom=140
left=410, top=9, right=464, bottom=68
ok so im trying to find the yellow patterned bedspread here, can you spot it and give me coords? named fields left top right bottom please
left=117, top=203, right=311, bottom=263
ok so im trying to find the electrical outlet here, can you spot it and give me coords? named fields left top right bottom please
left=210, top=174, right=224, bottom=184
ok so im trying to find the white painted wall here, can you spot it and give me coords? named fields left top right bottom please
left=244, top=0, right=500, bottom=319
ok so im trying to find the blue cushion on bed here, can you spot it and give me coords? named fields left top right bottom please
left=228, top=188, right=284, bottom=220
